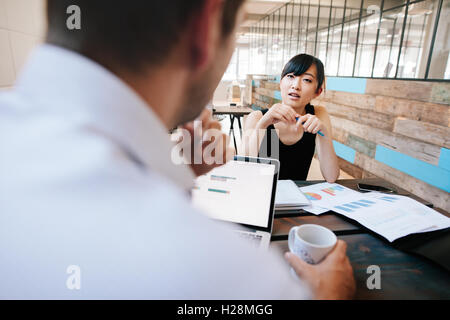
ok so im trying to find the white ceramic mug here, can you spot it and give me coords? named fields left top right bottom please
left=288, top=224, right=337, bottom=265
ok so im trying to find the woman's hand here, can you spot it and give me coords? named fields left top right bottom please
left=258, top=103, right=299, bottom=129
left=296, top=113, right=328, bottom=136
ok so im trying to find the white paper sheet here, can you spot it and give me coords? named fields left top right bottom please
left=299, top=182, right=360, bottom=215
left=364, top=193, right=450, bottom=234
left=329, top=194, right=434, bottom=241
left=301, top=205, right=329, bottom=215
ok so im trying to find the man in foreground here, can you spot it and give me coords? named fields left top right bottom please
left=0, top=0, right=355, bottom=299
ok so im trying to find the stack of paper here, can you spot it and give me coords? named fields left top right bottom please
left=275, top=180, right=311, bottom=211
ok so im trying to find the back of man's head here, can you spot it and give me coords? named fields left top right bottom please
left=46, top=0, right=245, bottom=72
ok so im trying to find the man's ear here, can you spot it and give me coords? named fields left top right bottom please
left=188, top=0, right=223, bottom=70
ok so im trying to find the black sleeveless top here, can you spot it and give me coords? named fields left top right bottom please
left=259, top=104, right=316, bottom=180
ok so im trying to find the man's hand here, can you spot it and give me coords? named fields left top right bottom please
left=285, top=240, right=356, bottom=300
left=180, top=109, right=235, bottom=177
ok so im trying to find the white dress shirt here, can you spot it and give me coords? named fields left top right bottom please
left=0, top=44, right=310, bottom=299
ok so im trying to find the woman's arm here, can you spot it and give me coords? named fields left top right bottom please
left=241, top=111, right=267, bottom=157
left=241, top=105, right=298, bottom=156
left=314, top=106, right=340, bottom=182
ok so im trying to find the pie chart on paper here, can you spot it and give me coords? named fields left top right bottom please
left=305, top=192, right=322, bottom=201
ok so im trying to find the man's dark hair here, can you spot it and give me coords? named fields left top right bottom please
left=281, top=54, right=325, bottom=93
left=46, top=0, right=245, bottom=71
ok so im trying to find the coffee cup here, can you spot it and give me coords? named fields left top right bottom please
left=288, top=224, right=337, bottom=265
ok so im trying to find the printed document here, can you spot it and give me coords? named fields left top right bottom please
left=298, top=183, right=450, bottom=241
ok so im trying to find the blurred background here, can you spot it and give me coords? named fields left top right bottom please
left=0, top=0, right=448, bottom=211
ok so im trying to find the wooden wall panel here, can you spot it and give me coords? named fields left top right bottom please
left=261, top=81, right=280, bottom=91
left=252, top=92, right=270, bottom=109
left=338, top=157, right=363, bottom=179
left=254, top=88, right=280, bottom=105
left=330, top=116, right=441, bottom=165
left=331, top=127, right=349, bottom=145
left=247, top=74, right=449, bottom=211
left=394, top=118, right=450, bottom=148
left=323, top=101, right=395, bottom=131
left=430, top=82, right=450, bottom=105
left=255, top=87, right=275, bottom=98
left=320, top=90, right=376, bottom=110
left=366, top=79, right=433, bottom=102
left=253, top=92, right=273, bottom=104
left=375, top=96, right=449, bottom=127
left=346, top=134, right=376, bottom=158
left=338, top=157, right=377, bottom=179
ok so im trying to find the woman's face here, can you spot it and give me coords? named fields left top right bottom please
left=280, top=64, right=322, bottom=110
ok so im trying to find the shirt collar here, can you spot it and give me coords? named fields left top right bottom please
left=16, top=44, right=195, bottom=191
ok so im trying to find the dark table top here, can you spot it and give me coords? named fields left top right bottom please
left=271, top=178, right=450, bottom=299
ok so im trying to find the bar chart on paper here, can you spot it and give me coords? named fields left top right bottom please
left=335, top=199, right=377, bottom=213
left=378, top=196, right=400, bottom=203
left=328, top=193, right=450, bottom=242
left=321, top=184, right=346, bottom=196
left=210, top=175, right=237, bottom=182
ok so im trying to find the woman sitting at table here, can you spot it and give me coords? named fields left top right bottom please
left=242, top=54, right=339, bottom=182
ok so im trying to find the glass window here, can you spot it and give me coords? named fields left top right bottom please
left=244, top=0, right=448, bottom=80
left=271, top=10, right=284, bottom=74
left=316, top=3, right=333, bottom=64
left=292, top=1, right=303, bottom=57
left=383, top=0, right=407, bottom=11
left=238, top=46, right=250, bottom=80
left=372, top=5, right=407, bottom=77
left=306, top=4, right=319, bottom=55
left=283, top=3, right=293, bottom=63
left=254, top=21, right=267, bottom=74
left=326, top=6, right=345, bottom=75
left=262, top=17, right=269, bottom=74
left=222, top=50, right=237, bottom=81
left=428, top=0, right=449, bottom=79
left=354, top=0, right=383, bottom=77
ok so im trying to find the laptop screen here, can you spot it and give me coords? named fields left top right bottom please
left=191, top=157, right=279, bottom=232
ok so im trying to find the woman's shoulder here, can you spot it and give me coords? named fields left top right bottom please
left=309, top=103, right=324, bottom=112
left=311, top=104, right=329, bottom=117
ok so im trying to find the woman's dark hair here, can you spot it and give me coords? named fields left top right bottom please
left=281, top=54, right=325, bottom=93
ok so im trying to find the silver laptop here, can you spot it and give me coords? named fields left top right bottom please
left=192, top=156, right=280, bottom=249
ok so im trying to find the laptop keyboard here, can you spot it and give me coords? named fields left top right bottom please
left=236, top=231, right=263, bottom=246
